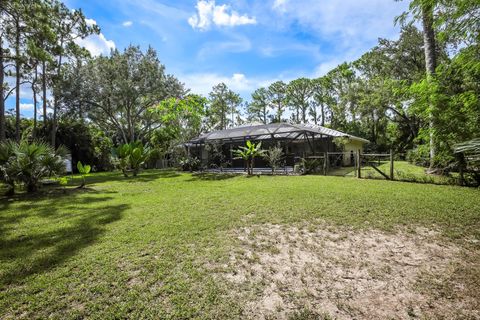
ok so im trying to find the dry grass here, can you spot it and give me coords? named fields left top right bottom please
left=215, top=223, right=479, bottom=319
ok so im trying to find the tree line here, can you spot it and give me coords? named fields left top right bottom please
left=0, top=0, right=478, bottom=173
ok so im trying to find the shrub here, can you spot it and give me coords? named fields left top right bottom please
left=299, top=158, right=322, bottom=174
left=0, top=140, right=67, bottom=194
left=0, top=140, right=17, bottom=195
left=113, top=141, right=149, bottom=177
left=406, top=146, right=430, bottom=167
left=263, top=145, right=284, bottom=174
left=77, top=161, right=91, bottom=188
left=179, top=157, right=200, bottom=172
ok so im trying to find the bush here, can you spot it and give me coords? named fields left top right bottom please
left=113, top=141, right=149, bottom=177
left=77, top=161, right=91, bottom=188
left=299, top=158, right=322, bottom=174
left=0, top=140, right=67, bottom=194
left=406, top=146, right=430, bottom=167
left=263, top=145, right=284, bottom=174
left=179, top=157, right=200, bottom=172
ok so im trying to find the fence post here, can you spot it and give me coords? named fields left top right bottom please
left=323, top=152, right=329, bottom=175
left=390, top=149, right=394, bottom=180
left=353, top=151, right=357, bottom=177
left=357, top=150, right=361, bottom=178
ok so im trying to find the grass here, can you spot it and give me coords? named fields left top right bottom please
left=0, top=170, right=479, bottom=319
left=340, top=160, right=457, bottom=184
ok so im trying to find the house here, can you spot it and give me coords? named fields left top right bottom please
left=186, top=122, right=369, bottom=170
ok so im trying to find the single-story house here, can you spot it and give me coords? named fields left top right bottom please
left=186, top=122, right=369, bottom=169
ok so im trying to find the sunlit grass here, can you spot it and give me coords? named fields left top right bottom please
left=0, top=170, right=478, bottom=319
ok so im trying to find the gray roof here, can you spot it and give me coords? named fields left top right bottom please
left=189, top=122, right=369, bottom=144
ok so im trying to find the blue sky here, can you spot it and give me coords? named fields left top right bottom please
left=10, top=0, right=409, bottom=118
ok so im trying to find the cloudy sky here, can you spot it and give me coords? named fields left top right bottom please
left=10, top=0, right=409, bottom=117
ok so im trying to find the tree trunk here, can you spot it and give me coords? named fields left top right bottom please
left=42, top=60, right=47, bottom=126
left=422, top=3, right=437, bottom=170
left=51, top=100, right=57, bottom=146
left=32, top=66, right=38, bottom=138
left=15, top=19, right=21, bottom=142
left=321, top=104, right=325, bottom=126
left=0, top=36, right=5, bottom=141
left=51, top=46, right=64, bottom=147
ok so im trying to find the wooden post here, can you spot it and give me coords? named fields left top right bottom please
left=353, top=150, right=357, bottom=177
left=390, top=149, right=394, bottom=180
left=357, top=150, right=361, bottom=178
left=323, top=152, right=327, bottom=175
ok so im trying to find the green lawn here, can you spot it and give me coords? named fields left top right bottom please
left=340, top=160, right=458, bottom=184
left=1, top=170, right=479, bottom=319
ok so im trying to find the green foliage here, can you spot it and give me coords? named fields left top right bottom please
left=287, top=78, right=314, bottom=123
left=179, top=157, right=200, bottom=172
left=262, top=145, right=284, bottom=174
left=0, top=140, right=17, bottom=195
left=0, top=140, right=67, bottom=194
left=61, top=45, right=186, bottom=144
left=267, top=81, right=288, bottom=122
left=299, top=158, right=323, bottom=175
left=333, top=137, right=351, bottom=149
left=150, top=94, right=207, bottom=158
left=205, top=142, right=229, bottom=170
left=234, top=140, right=264, bottom=175
left=208, top=83, right=243, bottom=130
left=77, top=161, right=91, bottom=188
left=406, top=145, right=431, bottom=167
left=247, top=87, right=270, bottom=124
left=113, top=141, right=149, bottom=177
left=55, top=121, right=114, bottom=172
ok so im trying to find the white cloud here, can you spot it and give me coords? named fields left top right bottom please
left=20, top=103, right=34, bottom=110
left=188, top=0, right=256, bottom=31
left=180, top=72, right=289, bottom=99
left=74, top=18, right=116, bottom=56
left=122, top=20, right=133, bottom=27
left=85, top=18, right=97, bottom=27
left=198, top=33, right=252, bottom=58
left=272, top=0, right=287, bottom=12
left=272, top=0, right=407, bottom=41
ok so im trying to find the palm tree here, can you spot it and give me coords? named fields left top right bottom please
left=234, top=140, right=264, bottom=175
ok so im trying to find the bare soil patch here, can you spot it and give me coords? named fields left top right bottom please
left=215, top=223, right=479, bottom=319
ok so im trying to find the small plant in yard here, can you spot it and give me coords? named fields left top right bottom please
left=234, top=140, right=264, bottom=175
left=77, top=161, right=91, bottom=188
left=0, top=139, right=67, bottom=194
left=179, top=156, right=200, bottom=172
left=299, top=158, right=322, bottom=174
left=263, top=145, right=284, bottom=174
left=113, top=141, right=149, bottom=177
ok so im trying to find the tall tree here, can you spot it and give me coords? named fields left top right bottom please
left=208, top=83, right=241, bottom=130
left=0, top=5, right=7, bottom=141
left=3, top=0, right=29, bottom=141
left=247, top=87, right=270, bottom=124
left=49, top=1, right=99, bottom=146
left=421, top=2, right=438, bottom=169
left=227, top=90, right=242, bottom=128
left=267, top=81, right=287, bottom=123
left=287, top=78, right=314, bottom=124
left=312, top=76, right=334, bottom=126
left=61, top=45, right=185, bottom=144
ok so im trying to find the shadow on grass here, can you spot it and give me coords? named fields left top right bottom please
left=0, top=189, right=129, bottom=287
left=76, top=169, right=181, bottom=185
left=186, top=172, right=238, bottom=181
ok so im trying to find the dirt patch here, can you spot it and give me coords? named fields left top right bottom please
left=216, top=223, right=479, bottom=319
